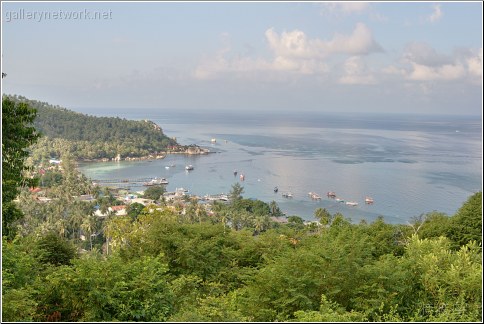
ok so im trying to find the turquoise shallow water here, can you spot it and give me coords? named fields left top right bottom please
left=78, top=110, right=482, bottom=224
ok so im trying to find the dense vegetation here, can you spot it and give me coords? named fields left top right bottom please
left=4, top=95, right=180, bottom=160
left=2, top=97, right=482, bottom=322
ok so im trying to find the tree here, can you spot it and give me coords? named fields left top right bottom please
left=314, top=208, right=332, bottom=226
left=2, top=97, right=40, bottom=238
left=229, top=182, right=244, bottom=203
left=447, top=192, right=482, bottom=248
left=34, top=232, right=77, bottom=266
left=126, top=202, right=146, bottom=221
left=143, top=185, right=166, bottom=201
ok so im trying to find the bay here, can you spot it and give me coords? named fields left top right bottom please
left=78, top=109, right=482, bottom=224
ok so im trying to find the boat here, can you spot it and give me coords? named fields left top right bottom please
left=233, top=170, right=238, bottom=176
left=308, top=192, right=322, bottom=200
left=327, top=192, right=337, bottom=198
left=335, top=198, right=345, bottom=203
left=345, top=201, right=358, bottom=206
left=185, top=165, right=194, bottom=171
left=365, top=196, right=374, bottom=204
left=274, top=186, right=279, bottom=193
left=239, top=174, right=245, bottom=181
left=211, top=138, right=217, bottom=143
left=282, top=192, right=293, bottom=198
left=143, top=177, right=169, bottom=186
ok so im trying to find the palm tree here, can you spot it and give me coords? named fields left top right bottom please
left=314, top=207, right=332, bottom=227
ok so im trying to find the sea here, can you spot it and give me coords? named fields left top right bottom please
left=77, top=109, right=482, bottom=225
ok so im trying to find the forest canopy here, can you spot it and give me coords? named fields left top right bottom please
left=4, top=95, right=180, bottom=160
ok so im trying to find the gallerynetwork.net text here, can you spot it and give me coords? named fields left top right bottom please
left=4, top=9, right=113, bottom=22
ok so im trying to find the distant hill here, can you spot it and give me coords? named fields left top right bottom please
left=5, top=95, right=181, bottom=160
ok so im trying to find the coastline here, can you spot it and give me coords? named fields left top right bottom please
left=77, top=145, right=214, bottom=163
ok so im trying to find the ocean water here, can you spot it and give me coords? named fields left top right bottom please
left=78, top=109, right=482, bottom=224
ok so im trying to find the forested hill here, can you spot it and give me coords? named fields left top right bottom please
left=5, top=95, right=181, bottom=160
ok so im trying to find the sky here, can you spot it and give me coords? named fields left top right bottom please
left=1, top=1, right=483, bottom=115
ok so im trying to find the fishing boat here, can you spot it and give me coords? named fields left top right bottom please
left=308, top=192, right=322, bottom=200
left=365, top=196, right=374, bottom=204
left=239, top=174, right=245, bottom=181
left=327, top=192, right=337, bottom=198
left=345, top=201, right=358, bottom=206
left=185, top=165, right=194, bottom=171
left=233, top=170, right=238, bottom=176
left=282, top=192, right=293, bottom=198
left=274, top=186, right=279, bottom=193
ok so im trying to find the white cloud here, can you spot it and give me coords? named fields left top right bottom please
left=325, top=23, right=383, bottom=55
left=339, top=56, right=376, bottom=85
left=403, top=42, right=451, bottom=66
left=428, top=4, right=443, bottom=23
left=466, top=48, right=483, bottom=78
left=321, top=2, right=370, bottom=15
left=194, top=24, right=381, bottom=81
left=407, top=62, right=466, bottom=81
left=398, top=43, right=481, bottom=83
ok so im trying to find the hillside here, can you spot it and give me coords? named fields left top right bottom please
left=5, top=95, right=181, bottom=160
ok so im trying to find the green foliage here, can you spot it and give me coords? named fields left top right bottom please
left=2, top=96, right=40, bottom=238
left=126, top=202, right=146, bottom=221
left=6, top=94, right=179, bottom=160
left=35, top=232, right=77, bottom=266
left=37, top=254, right=174, bottom=321
left=447, top=191, right=482, bottom=248
left=143, top=185, right=166, bottom=201
left=293, top=295, right=367, bottom=322
left=2, top=236, right=41, bottom=321
left=314, top=207, right=332, bottom=226
left=229, top=182, right=244, bottom=202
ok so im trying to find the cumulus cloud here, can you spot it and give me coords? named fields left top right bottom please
left=407, top=62, right=466, bottom=81
left=466, top=48, right=483, bottom=78
left=403, top=42, right=452, bottom=66
left=428, top=4, right=443, bottom=23
left=397, top=43, right=482, bottom=82
left=195, top=24, right=382, bottom=80
left=266, top=23, right=382, bottom=58
left=321, top=2, right=370, bottom=15
left=339, top=56, right=376, bottom=85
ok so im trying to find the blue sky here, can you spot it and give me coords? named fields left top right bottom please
left=1, top=1, right=482, bottom=115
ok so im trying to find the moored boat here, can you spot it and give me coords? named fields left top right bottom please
left=365, top=196, right=374, bottom=204
left=185, top=165, right=194, bottom=171
left=282, top=192, right=293, bottom=198
left=327, top=191, right=337, bottom=198
left=308, top=192, right=322, bottom=200
left=345, top=201, right=358, bottom=206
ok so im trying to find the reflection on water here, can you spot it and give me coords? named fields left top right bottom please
left=78, top=111, right=482, bottom=224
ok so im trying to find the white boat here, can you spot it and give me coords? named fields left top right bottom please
left=185, top=165, right=194, bottom=171
left=308, top=192, right=322, bottom=200
left=211, top=138, right=217, bottom=143
left=143, top=177, right=169, bottom=186
left=365, top=197, right=374, bottom=204
left=282, top=192, right=293, bottom=198
left=345, top=201, right=358, bottom=206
